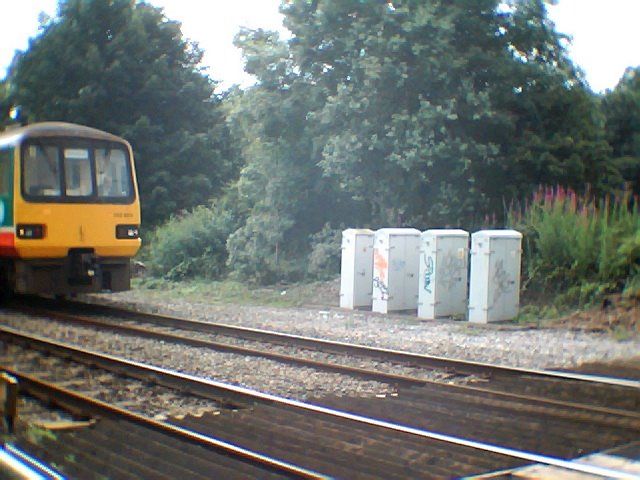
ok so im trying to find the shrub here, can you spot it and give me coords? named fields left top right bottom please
left=225, top=212, right=298, bottom=284
left=509, top=186, right=640, bottom=307
left=146, top=204, right=237, bottom=280
left=307, top=224, right=342, bottom=280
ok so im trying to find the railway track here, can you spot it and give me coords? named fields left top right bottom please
left=11, top=298, right=640, bottom=415
left=0, top=361, right=327, bottom=479
left=0, top=327, right=638, bottom=479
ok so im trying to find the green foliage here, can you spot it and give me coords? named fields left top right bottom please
left=5, top=0, right=636, bottom=290
left=146, top=204, right=237, bottom=280
left=622, top=271, right=640, bottom=299
left=279, top=0, right=610, bottom=226
left=224, top=0, right=599, bottom=283
left=602, top=67, right=640, bottom=194
left=226, top=211, right=298, bottom=284
left=222, top=42, right=361, bottom=282
left=611, top=324, right=634, bottom=342
left=2, top=0, right=238, bottom=227
left=307, top=224, right=342, bottom=280
left=515, top=304, right=561, bottom=324
left=26, top=426, right=57, bottom=445
left=555, top=282, right=612, bottom=309
left=510, top=186, right=640, bottom=307
left=224, top=0, right=625, bottom=285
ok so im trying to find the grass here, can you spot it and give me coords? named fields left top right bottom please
left=612, top=325, right=634, bottom=342
left=132, top=277, right=318, bottom=307
left=25, top=426, right=57, bottom=445
left=513, top=304, right=561, bottom=326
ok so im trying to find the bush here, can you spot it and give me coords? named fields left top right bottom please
left=225, top=212, right=298, bottom=284
left=226, top=217, right=343, bottom=284
left=145, top=204, right=237, bottom=280
left=509, top=186, right=640, bottom=307
left=307, top=224, right=342, bottom=280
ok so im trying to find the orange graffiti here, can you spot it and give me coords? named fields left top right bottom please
left=373, top=248, right=388, bottom=283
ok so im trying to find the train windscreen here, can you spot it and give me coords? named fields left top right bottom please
left=21, top=139, right=134, bottom=203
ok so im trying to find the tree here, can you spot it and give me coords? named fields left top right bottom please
left=224, top=29, right=365, bottom=281
left=220, top=0, right=622, bottom=282
left=602, top=67, right=640, bottom=194
left=2, top=0, right=236, bottom=226
left=282, top=0, right=615, bottom=226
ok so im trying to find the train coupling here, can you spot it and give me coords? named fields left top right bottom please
left=68, top=249, right=99, bottom=285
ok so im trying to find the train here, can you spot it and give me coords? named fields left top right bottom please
left=0, top=121, right=141, bottom=296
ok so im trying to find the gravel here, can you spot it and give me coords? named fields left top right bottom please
left=0, top=284, right=637, bottom=410
left=87, top=286, right=640, bottom=371
left=0, top=340, right=220, bottom=421
left=0, top=312, right=394, bottom=402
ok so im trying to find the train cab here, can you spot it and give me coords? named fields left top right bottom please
left=0, top=122, right=141, bottom=295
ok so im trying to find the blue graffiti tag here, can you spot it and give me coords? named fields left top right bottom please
left=423, top=254, right=434, bottom=293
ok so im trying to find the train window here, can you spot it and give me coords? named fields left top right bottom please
left=96, top=148, right=131, bottom=198
left=0, top=149, right=10, bottom=196
left=23, top=144, right=61, bottom=196
left=22, top=139, right=133, bottom=203
left=64, top=148, right=93, bottom=196
left=0, top=149, right=12, bottom=227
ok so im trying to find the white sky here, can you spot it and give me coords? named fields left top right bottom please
left=1, top=0, right=639, bottom=93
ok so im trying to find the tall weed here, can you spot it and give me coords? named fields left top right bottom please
left=509, top=186, right=639, bottom=306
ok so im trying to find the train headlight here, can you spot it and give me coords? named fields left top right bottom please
left=116, top=224, right=140, bottom=239
left=16, top=224, right=45, bottom=239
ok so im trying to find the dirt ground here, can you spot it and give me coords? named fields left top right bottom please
left=553, top=294, right=639, bottom=335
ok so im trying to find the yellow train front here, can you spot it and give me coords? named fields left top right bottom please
left=0, top=122, right=141, bottom=295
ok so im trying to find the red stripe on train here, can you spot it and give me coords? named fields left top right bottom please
left=0, top=232, right=18, bottom=257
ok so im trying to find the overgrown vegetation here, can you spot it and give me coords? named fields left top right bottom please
left=145, top=204, right=237, bottom=280
left=307, top=224, right=343, bottom=281
left=509, top=186, right=640, bottom=310
left=145, top=184, right=639, bottom=317
left=2, top=0, right=639, bottom=310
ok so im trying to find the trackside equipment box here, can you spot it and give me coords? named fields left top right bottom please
left=339, top=229, right=375, bottom=309
left=372, top=228, right=421, bottom=313
left=418, top=229, right=469, bottom=319
left=468, top=230, right=522, bottom=323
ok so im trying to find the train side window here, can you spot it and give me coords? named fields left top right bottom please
left=64, top=148, right=93, bottom=196
left=0, top=149, right=10, bottom=196
left=23, top=144, right=61, bottom=196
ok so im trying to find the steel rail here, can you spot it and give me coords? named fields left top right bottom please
left=13, top=305, right=640, bottom=425
left=16, top=306, right=429, bottom=387
left=0, top=365, right=331, bottom=480
left=0, top=326, right=637, bottom=480
left=0, top=444, right=63, bottom=480
left=55, top=300, right=640, bottom=389
left=3, top=444, right=66, bottom=480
